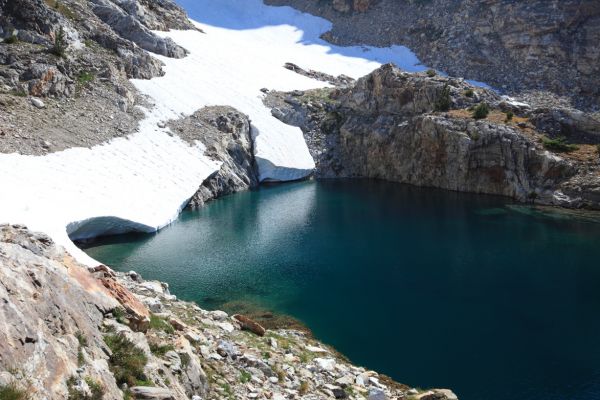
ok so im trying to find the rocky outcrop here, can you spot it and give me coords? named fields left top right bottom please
left=90, top=0, right=187, bottom=58
left=0, top=224, right=121, bottom=399
left=168, top=106, right=259, bottom=208
left=266, top=64, right=600, bottom=209
left=265, top=0, right=600, bottom=110
left=0, top=225, right=459, bottom=399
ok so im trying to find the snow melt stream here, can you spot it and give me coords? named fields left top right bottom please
left=0, top=0, right=429, bottom=264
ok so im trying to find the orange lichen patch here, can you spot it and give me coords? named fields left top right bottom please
left=98, top=276, right=150, bottom=317
left=29, top=69, right=57, bottom=97
left=63, top=254, right=117, bottom=300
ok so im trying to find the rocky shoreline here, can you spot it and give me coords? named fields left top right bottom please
left=265, top=64, right=600, bottom=210
left=0, top=224, right=458, bottom=400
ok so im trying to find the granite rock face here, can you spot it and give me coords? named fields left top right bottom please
left=0, top=224, right=121, bottom=399
left=168, top=106, right=259, bottom=208
left=266, top=64, right=600, bottom=209
left=265, top=0, right=600, bottom=110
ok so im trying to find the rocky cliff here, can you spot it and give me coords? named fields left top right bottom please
left=265, top=0, right=600, bottom=110
left=266, top=64, right=600, bottom=209
left=0, top=224, right=458, bottom=400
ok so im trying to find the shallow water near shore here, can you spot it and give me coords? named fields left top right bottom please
left=83, top=180, right=600, bottom=400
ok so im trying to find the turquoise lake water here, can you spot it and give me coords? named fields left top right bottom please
left=83, top=180, right=600, bottom=400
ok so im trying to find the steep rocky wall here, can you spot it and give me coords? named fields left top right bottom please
left=266, top=64, right=600, bottom=209
left=168, top=106, right=259, bottom=208
left=265, top=0, right=600, bottom=110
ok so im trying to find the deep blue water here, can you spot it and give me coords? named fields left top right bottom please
left=83, top=180, right=600, bottom=400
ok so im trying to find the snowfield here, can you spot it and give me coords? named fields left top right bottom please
left=0, top=0, right=430, bottom=264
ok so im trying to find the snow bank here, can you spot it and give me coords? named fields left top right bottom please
left=0, top=117, right=220, bottom=265
left=0, top=0, right=437, bottom=264
left=137, top=0, right=430, bottom=181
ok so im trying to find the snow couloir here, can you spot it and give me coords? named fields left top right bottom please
left=0, top=0, right=430, bottom=264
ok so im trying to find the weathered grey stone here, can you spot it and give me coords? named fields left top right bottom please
left=130, top=386, right=175, bottom=399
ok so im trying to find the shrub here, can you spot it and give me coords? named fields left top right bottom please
left=149, top=314, right=174, bottom=334
left=434, top=84, right=451, bottom=112
left=472, top=103, right=490, bottom=119
left=103, top=334, right=149, bottom=387
left=425, top=69, right=437, bottom=77
left=505, top=110, right=514, bottom=122
left=0, top=384, right=29, bottom=400
left=464, top=88, right=474, bottom=98
left=52, top=26, right=67, bottom=57
left=542, top=137, right=578, bottom=153
left=596, top=144, right=600, bottom=155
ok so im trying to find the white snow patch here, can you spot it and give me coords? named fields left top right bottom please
left=0, top=0, right=483, bottom=265
left=135, top=0, right=432, bottom=181
left=0, top=117, right=220, bottom=265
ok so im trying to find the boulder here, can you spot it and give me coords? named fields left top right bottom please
left=129, top=386, right=175, bottom=399
left=233, top=314, right=267, bottom=336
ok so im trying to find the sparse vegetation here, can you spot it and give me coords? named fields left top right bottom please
left=179, top=352, right=191, bottom=369
left=596, top=143, right=600, bottom=155
left=149, top=314, right=175, bottom=334
left=425, top=69, right=437, bottom=77
left=149, top=342, right=175, bottom=356
left=10, top=89, right=28, bottom=97
left=112, top=307, right=126, bottom=324
left=299, top=381, right=309, bottom=395
left=0, top=383, right=29, bottom=400
left=52, top=26, right=67, bottom=57
left=239, top=370, right=251, bottom=383
left=75, top=331, right=88, bottom=367
left=45, top=0, right=76, bottom=19
left=472, top=103, right=490, bottom=119
left=103, top=333, right=149, bottom=387
left=464, top=88, right=474, bottom=97
left=434, top=84, right=451, bottom=112
left=542, top=136, right=578, bottom=153
left=4, top=31, right=18, bottom=44
left=77, top=72, right=95, bottom=86
left=505, top=110, right=514, bottom=122
left=66, top=376, right=104, bottom=400
left=75, top=331, right=88, bottom=347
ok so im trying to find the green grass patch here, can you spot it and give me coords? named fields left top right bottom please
left=505, top=110, right=514, bottom=122
left=542, top=137, right=579, bottom=153
left=103, top=333, right=149, bottom=387
left=239, top=370, right=251, bottom=383
left=149, top=314, right=175, bottom=334
left=0, top=384, right=29, bottom=400
left=425, top=69, right=437, bottom=77
left=149, top=343, right=175, bottom=357
left=77, top=72, right=95, bottom=86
